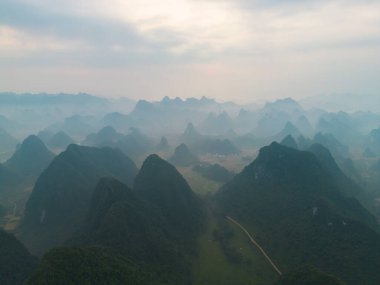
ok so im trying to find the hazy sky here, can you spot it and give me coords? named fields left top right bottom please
left=1, top=0, right=379, bottom=102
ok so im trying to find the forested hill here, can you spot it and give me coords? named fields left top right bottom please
left=216, top=142, right=380, bottom=285
left=17, top=144, right=138, bottom=256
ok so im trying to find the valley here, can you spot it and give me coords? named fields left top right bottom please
left=0, top=93, right=380, bottom=284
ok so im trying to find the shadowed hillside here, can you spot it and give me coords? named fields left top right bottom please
left=17, top=144, right=138, bottom=256
left=216, top=142, right=380, bottom=285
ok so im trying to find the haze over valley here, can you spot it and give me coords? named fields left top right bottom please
left=0, top=92, right=379, bottom=284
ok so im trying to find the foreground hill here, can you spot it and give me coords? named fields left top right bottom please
left=216, top=142, right=380, bottom=285
left=0, top=229, right=37, bottom=285
left=135, top=154, right=204, bottom=240
left=69, top=154, right=205, bottom=284
left=275, top=265, right=346, bottom=285
left=68, top=177, right=174, bottom=266
left=17, top=144, right=138, bottom=256
left=69, top=177, right=192, bottom=284
left=27, top=247, right=161, bottom=285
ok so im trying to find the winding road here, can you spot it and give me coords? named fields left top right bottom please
left=226, top=216, right=282, bottom=276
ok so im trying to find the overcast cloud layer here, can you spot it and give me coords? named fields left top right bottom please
left=1, top=0, right=379, bottom=102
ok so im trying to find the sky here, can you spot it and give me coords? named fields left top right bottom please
left=1, top=0, right=379, bottom=103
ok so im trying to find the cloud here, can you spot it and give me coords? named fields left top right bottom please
left=0, top=0, right=187, bottom=68
left=0, top=0, right=253, bottom=59
left=2, top=0, right=380, bottom=61
left=0, top=0, right=379, bottom=101
left=0, top=0, right=151, bottom=51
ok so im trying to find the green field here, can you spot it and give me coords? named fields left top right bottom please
left=193, top=209, right=278, bottom=285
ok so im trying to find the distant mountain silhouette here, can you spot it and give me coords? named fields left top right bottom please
left=293, top=115, right=314, bottom=137
left=0, top=92, right=106, bottom=105
left=217, top=142, right=380, bottom=285
left=155, top=136, right=170, bottom=151
left=47, top=131, right=74, bottom=150
left=101, top=112, right=134, bottom=132
left=263, top=98, right=304, bottom=115
left=17, top=144, right=138, bottom=256
left=111, top=128, right=154, bottom=160
left=280, top=135, right=298, bottom=149
left=128, top=96, right=240, bottom=135
left=57, top=114, right=97, bottom=139
left=130, top=100, right=159, bottom=119
left=200, top=112, right=234, bottom=134
left=274, top=122, right=301, bottom=142
left=255, top=98, right=305, bottom=137
left=0, top=115, right=17, bottom=133
left=83, top=126, right=123, bottom=146
left=5, top=135, right=54, bottom=178
left=193, top=163, right=234, bottom=183
left=169, top=143, right=199, bottom=166
left=0, top=228, right=37, bottom=285
left=0, top=128, right=18, bottom=153
left=37, top=130, right=54, bottom=144
left=181, top=123, right=203, bottom=144
left=312, top=132, right=349, bottom=159
left=297, top=135, right=312, bottom=150
left=315, top=112, right=360, bottom=145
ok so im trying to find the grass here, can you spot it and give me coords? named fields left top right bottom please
left=192, top=209, right=278, bottom=285
left=227, top=219, right=281, bottom=281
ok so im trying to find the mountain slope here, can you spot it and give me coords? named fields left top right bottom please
left=193, top=163, right=235, bottom=183
left=134, top=154, right=204, bottom=239
left=5, top=135, right=54, bottom=177
left=0, top=229, right=38, bottom=285
left=274, top=265, right=346, bottom=285
left=307, top=143, right=366, bottom=203
left=82, top=126, right=123, bottom=146
left=169, top=143, right=199, bottom=167
left=70, top=175, right=200, bottom=284
left=17, top=144, right=138, bottom=256
left=274, top=122, right=301, bottom=142
left=47, top=131, right=74, bottom=150
left=0, top=128, right=18, bottom=153
left=27, top=247, right=161, bottom=285
left=280, top=135, right=298, bottom=149
left=0, top=163, right=19, bottom=192
left=216, top=142, right=380, bottom=285
left=155, top=136, right=170, bottom=151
